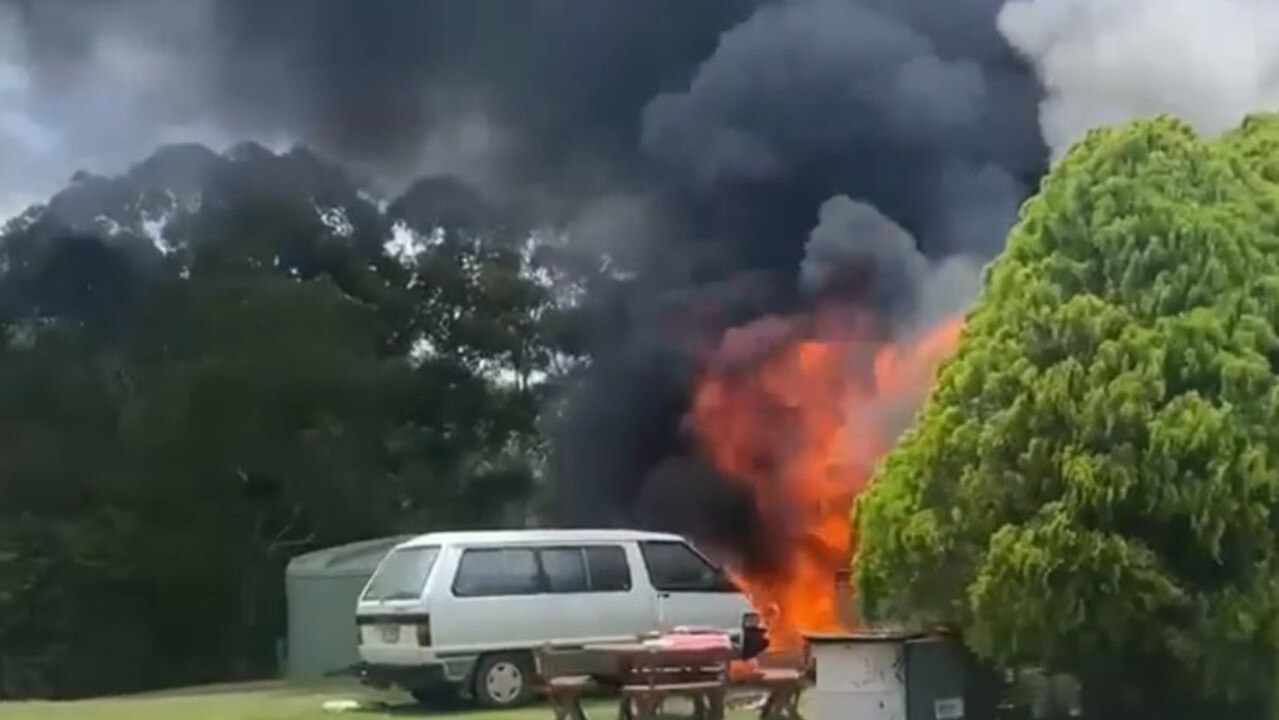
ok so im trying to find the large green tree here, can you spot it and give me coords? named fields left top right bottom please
left=0, top=269, right=412, bottom=693
left=855, top=114, right=1279, bottom=718
left=0, top=177, right=575, bottom=694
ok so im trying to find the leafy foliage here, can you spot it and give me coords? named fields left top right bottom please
left=0, top=147, right=595, bottom=697
left=855, top=114, right=1279, bottom=716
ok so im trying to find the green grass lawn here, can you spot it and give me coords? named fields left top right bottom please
left=0, top=682, right=778, bottom=720
left=0, top=682, right=550, bottom=720
left=6, top=682, right=488, bottom=720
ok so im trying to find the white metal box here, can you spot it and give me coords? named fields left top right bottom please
left=808, top=631, right=915, bottom=720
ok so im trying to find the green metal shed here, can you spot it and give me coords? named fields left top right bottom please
left=284, top=535, right=412, bottom=679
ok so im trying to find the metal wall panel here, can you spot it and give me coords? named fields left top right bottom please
left=811, top=640, right=907, bottom=720
left=905, top=638, right=967, bottom=720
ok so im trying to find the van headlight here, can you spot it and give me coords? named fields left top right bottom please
left=743, top=612, right=761, bottom=629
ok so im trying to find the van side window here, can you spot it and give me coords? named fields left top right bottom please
left=541, top=548, right=589, bottom=593
left=639, top=541, right=734, bottom=593
left=584, top=546, right=631, bottom=592
left=453, top=548, right=540, bottom=597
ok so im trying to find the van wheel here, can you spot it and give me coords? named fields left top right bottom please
left=473, top=653, right=534, bottom=708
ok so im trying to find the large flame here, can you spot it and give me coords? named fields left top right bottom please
left=691, top=310, right=961, bottom=650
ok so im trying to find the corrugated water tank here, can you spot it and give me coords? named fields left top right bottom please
left=284, top=535, right=412, bottom=679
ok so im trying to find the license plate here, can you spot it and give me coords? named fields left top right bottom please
left=935, top=698, right=965, bottom=719
left=379, top=624, right=401, bottom=643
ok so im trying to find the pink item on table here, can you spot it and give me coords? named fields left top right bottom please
left=654, top=629, right=733, bottom=650
left=671, top=626, right=723, bottom=635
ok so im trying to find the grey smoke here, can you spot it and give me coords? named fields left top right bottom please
left=2, top=0, right=1041, bottom=273
left=928, top=161, right=1024, bottom=258
left=801, top=196, right=926, bottom=300
left=914, top=255, right=984, bottom=331
left=801, top=195, right=984, bottom=331
left=639, top=0, right=1041, bottom=274
left=4, top=0, right=1270, bottom=569
left=0, top=0, right=1041, bottom=548
left=999, top=0, right=1279, bottom=158
left=0, top=0, right=751, bottom=222
left=643, top=0, right=993, bottom=184
left=562, top=193, right=678, bottom=275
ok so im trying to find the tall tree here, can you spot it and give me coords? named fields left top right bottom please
left=122, top=272, right=409, bottom=677
left=0, top=143, right=593, bottom=696
left=0, top=320, right=140, bottom=696
left=856, top=114, right=1279, bottom=719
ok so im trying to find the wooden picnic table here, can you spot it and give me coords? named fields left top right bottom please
left=538, top=639, right=807, bottom=720
left=594, top=642, right=731, bottom=720
left=729, top=666, right=806, bottom=720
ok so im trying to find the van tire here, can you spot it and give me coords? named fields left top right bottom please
left=473, top=652, right=535, bottom=708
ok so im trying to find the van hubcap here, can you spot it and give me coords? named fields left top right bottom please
left=485, top=662, right=524, bottom=703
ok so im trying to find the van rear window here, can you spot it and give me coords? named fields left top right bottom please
left=362, top=546, right=440, bottom=601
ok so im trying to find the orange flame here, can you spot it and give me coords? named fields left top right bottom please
left=690, top=310, right=961, bottom=650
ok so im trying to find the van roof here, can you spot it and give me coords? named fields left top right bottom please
left=396, top=528, right=686, bottom=549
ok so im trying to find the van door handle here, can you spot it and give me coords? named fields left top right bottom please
left=658, top=592, right=670, bottom=599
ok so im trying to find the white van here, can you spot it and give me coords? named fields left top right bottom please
left=355, top=529, right=766, bottom=707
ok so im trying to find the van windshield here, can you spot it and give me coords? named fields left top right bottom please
left=639, top=541, right=738, bottom=593
left=362, top=545, right=440, bottom=602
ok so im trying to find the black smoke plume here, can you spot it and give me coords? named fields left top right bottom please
left=550, top=0, right=1047, bottom=570
left=2, top=0, right=1048, bottom=566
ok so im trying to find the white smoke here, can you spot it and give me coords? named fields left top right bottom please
left=999, top=0, right=1279, bottom=157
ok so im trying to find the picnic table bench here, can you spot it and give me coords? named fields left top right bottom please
left=536, top=637, right=806, bottom=720
left=538, top=643, right=600, bottom=720
left=731, top=667, right=805, bottom=720
left=609, top=643, right=728, bottom=720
